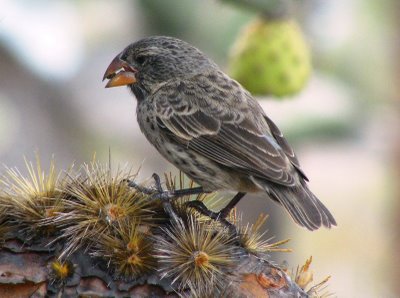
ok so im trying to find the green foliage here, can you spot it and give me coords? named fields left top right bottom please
left=229, top=17, right=311, bottom=97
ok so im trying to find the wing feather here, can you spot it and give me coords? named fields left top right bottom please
left=152, top=75, right=302, bottom=186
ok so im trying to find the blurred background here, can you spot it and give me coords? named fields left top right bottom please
left=0, top=0, right=398, bottom=296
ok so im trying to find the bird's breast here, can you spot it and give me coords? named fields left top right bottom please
left=136, top=102, right=160, bottom=145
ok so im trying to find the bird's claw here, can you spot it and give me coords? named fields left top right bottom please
left=151, top=173, right=164, bottom=193
left=125, top=174, right=180, bottom=222
left=184, top=200, right=238, bottom=236
left=126, top=174, right=237, bottom=234
left=184, top=200, right=221, bottom=220
left=125, top=174, right=174, bottom=201
left=125, top=179, right=156, bottom=195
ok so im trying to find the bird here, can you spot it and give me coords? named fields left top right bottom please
left=103, top=36, right=336, bottom=231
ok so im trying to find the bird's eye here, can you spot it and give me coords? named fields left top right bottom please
left=136, top=55, right=146, bottom=65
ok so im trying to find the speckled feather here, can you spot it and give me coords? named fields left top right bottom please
left=114, top=36, right=336, bottom=230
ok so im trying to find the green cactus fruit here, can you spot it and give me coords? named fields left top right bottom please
left=229, top=18, right=311, bottom=97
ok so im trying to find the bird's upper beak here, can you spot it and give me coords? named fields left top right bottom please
left=103, top=54, right=138, bottom=88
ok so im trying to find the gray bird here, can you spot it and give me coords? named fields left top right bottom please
left=103, top=36, right=336, bottom=231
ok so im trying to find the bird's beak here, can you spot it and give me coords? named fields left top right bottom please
left=103, top=54, right=137, bottom=88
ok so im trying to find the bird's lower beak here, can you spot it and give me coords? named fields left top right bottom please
left=103, top=55, right=137, bottom=88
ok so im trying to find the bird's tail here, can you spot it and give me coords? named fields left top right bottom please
left=267, top=184, right=337, bottom=231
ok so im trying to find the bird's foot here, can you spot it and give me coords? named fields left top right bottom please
left=127, top=174, right=237, bottom=234
left=126, top=173, right=207, bottom=201
left=127, top=173, right=209, bottom=224
left=184, top=200, right=237, bottom=236
left=126, top=174, right=180, bottom=222
left=126, top=173, right=175, bottom=201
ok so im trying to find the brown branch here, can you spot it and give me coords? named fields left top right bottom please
left=0, top=238, right=307, bottom=297
left=0, top=160, right=325, bottom=297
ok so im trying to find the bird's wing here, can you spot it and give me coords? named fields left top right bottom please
left=152, top=75, right=302, bottom=186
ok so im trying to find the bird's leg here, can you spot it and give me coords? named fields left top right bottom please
left=126, top=173, right=212, bottom=223
left=184, top=200, right=238, bottom=235
left=184, top=200, right=228, bottom=222
left=186, top=192, right=246, bottom=218
left=184, top=192, right=246, bottom=235
left=146, top=173, right=184, bottom=223
left=127, top=175, right=243, bottom=233
left=126, top=173, right=208, bottom=201
left=219, top=192, right=246, bottom=218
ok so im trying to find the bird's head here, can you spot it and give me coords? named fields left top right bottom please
left=103, top=36, right=217, bottom=95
